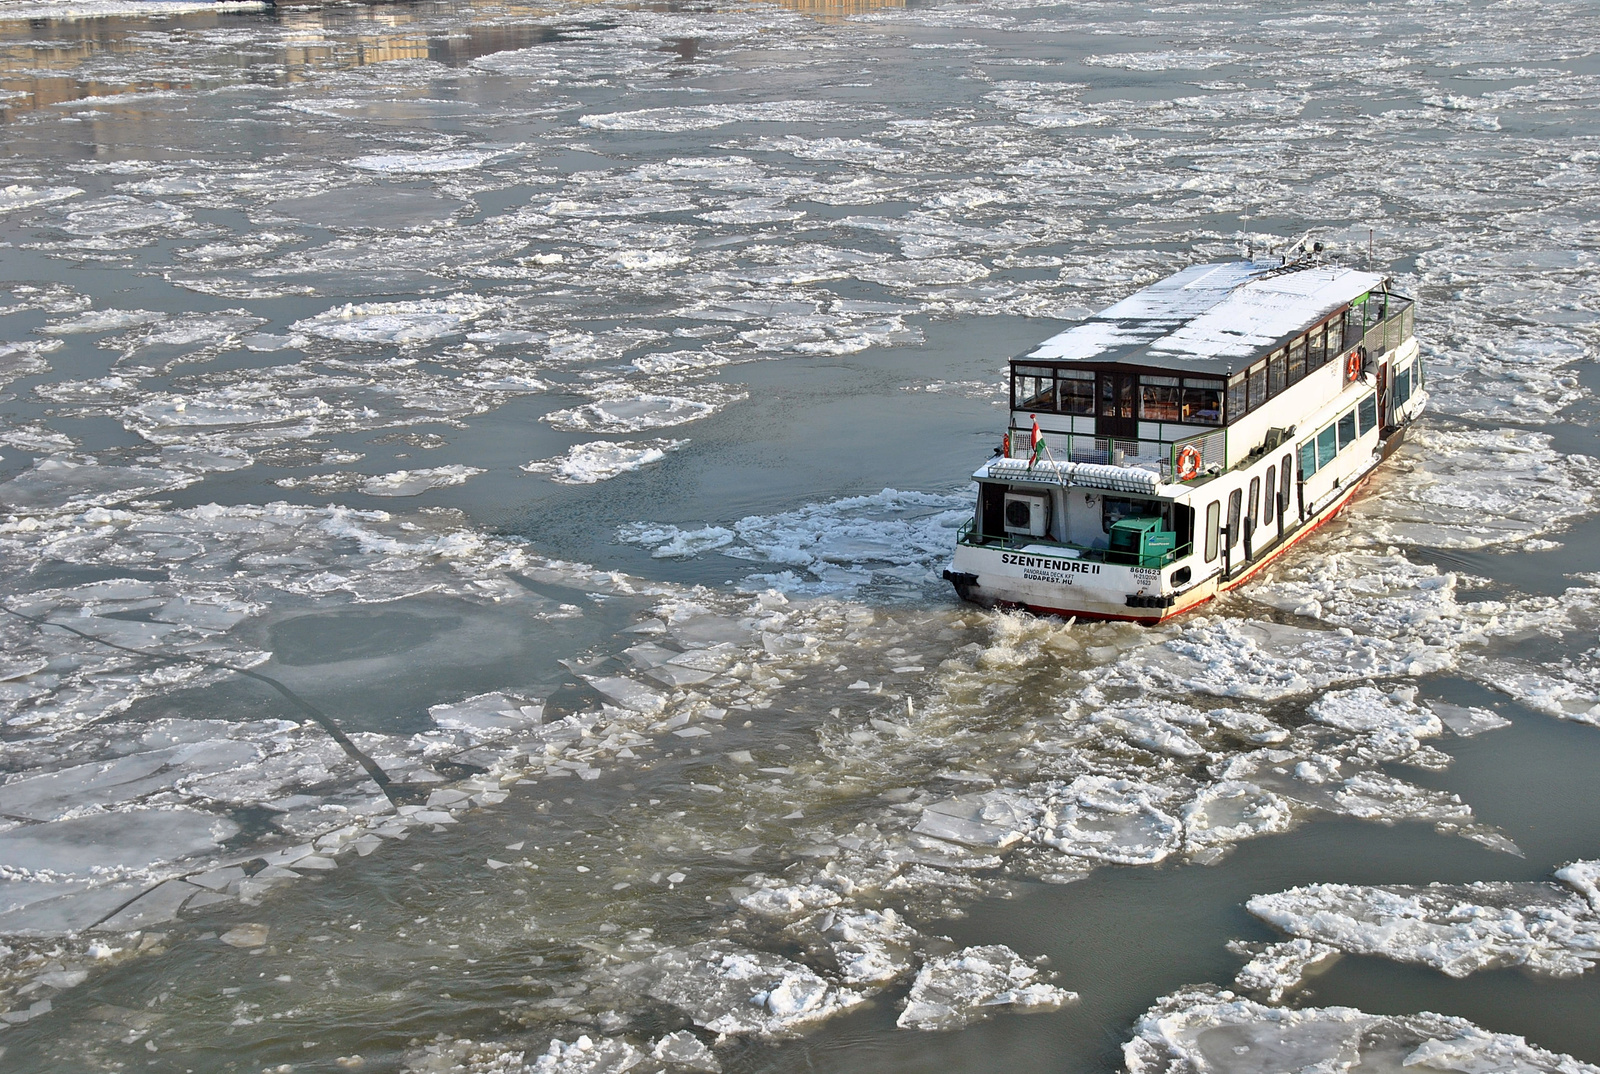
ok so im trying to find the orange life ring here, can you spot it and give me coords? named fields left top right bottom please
left=1345, top=350, right=1362, bottom=379
left=1176, top=444, right=1203, bottom=481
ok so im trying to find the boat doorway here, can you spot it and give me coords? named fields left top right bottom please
left=1097, top=371, right=1138, bottom=439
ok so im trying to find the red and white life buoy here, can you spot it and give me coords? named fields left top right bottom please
left=1345, top=350, right=1363, bottom=379
left=1176, top=444, right=1203, bottom=481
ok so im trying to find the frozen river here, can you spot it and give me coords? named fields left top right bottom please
left=1, top=0, right=1598, bottom=1071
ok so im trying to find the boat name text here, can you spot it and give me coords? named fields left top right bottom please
left=1000, top=553, right=1101, bottom=575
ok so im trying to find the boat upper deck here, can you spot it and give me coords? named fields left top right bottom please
left=1025, top=260, right=1388, bottom=376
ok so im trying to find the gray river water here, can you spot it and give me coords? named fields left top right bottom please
left=0, top=0, right=1597, bottom=1072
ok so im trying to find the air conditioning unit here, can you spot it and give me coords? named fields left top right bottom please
left=1003, top=492, right=1050, bottom=537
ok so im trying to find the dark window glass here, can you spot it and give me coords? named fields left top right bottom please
left=1358, top=394, right=1377, bottom=435
left=1226, top=490, right=1242, bottom=547
left=1205, top=501, right=1220, bottom=562
left=1395, top=363, right=1412, bottom=405
left=1337, top=409, right=1357, bottom=449
left=1141, top=376, right=1182, bottom=421
left=1060, top=374, right=1094, bottom=414
left=1181, top=380, right=1223, bottom=425
left=1264, top=465, right=1276, bottom=525
left=1299, top=440, right=1317, bottom=477
left=1247, top=362, right=1267, bottom=412
left=1267, top=349, right=1286, bottom=398
left=1309, top=326, right=1327, bottom=369
left=1247, top=478, right=1260, bottom=535
left=1226, top=374, right=1246, bottom=422
left=1316, top=425, right=1337, bottom=468
left=1281, top=453, right=1293, bottom=507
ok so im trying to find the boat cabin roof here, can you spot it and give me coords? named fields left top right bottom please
left=1024, top=260, right=1388, bottom=376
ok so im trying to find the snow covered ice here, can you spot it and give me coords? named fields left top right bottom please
left=1247, top=862, right=1600, bottom=980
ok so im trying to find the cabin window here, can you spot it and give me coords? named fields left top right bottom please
left=1141, top=376, right=1182, bottom=421
left=1267, top=349, right=1286, bottom=398
left=1281, top=454, right=1293, bottom=511
left=1336, top=408, right=1358, bottom=449
left=1286, top=339, right=1306, bottom=385
left=1299, top=440, right=1317, bottom=478
left=1309, top=326, right=1327, bottom=370
left=1358, top=393, right=1377, bottom=435
left=1225, top=373, right=1246, bottom=421
left=1345, top=300, right=1366, bottom=349
left=1060, top=370, right=1094, bottom=414
left=1325, top=316, right=1344, bottom=357
left=1246, top=361, right=1268, bottom=413
left=1316, top=425, right=1337, bottom=469
left=1226, top=490, right=1242, bottom=547
left=1394, top=361, right=1413, bottom=406
left=1182, top=379, right=1223, bottom=424
left=1013, top=365, right=1056, bottom=411
left=1247, top=478, right=1260, bottom=536
left=1264, top=465, right=1276, bottom=526
left=1288, top=335, right=1307, bottom=382
left=1205, top=501, right=1220, bottom=562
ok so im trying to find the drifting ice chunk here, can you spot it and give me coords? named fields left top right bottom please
left=1124, top=986, right=1600, bottom=1074
left=738, top=883, right=842, bottom=919
left=818, top=908, right=919, bottom=986
left=584, top=676, right=666, bottom=714
left=1427, top=701, right=1513, bottom=736
left=1247, top=877, right=1600, bottom=978
left=522, top=439, right=687, bottom=484
left=896, top=944, right=1076, bottom=1030
left=1181, top=781, right=1293, bottom=852
left=1231, top=939, right=1342, bottom=1002
left=913, top=791, right=1037, bottom=849
left=529, top=1035, right=647, bottom=1074
left=360, top=466, right=484, bottom=497
left=1040, top=776, right=1183, bottom=865
left=651, top=1029, right=720, bottom=1072
left=429, top=693, right=543, bottom=736
left=641, top=941, right=865, bottom=1039
left=1556, top=860, right=1600, bottom=915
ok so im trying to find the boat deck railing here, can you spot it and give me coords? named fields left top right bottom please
left=1003, top=427, right=1226, bottom=484
left=958, top=520, right=1193, bottom=569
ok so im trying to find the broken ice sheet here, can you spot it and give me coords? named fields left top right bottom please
left=522, top=439, right=687, bottom=485
left=896, top=944, right=1075, bottom=1031
left=633, top=940, right=866, bottom=1039
left=1123, top=986, right=1600, bottom=1074
left=1247, top=864, right=1600, bottom=979
left=1228, top=938, right=1342, bottom=1003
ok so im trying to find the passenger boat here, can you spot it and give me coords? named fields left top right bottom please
left=943, top=252, right=1427, bottom=623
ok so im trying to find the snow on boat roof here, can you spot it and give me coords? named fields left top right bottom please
left=1025, top=261, right=1389, bottom=376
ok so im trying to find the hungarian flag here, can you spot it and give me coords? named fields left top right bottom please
left=1028, top=416, right=1045, bottom=469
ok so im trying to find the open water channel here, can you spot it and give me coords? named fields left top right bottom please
left=0, top=0, right=1598, bottom=1072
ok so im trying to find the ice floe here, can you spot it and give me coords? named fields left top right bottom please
left=1247, top=863, right=1600, bottom=979
left=522, top=439, right=687, bottom=484
left=630, top=940, right=867, bottom=1039
left=1124, top=987, right=1600, bottom=1074
left=896, top=944, right=1076, bottom=1030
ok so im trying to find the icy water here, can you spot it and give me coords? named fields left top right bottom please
left=1, top=0, right=1598, bottom=1072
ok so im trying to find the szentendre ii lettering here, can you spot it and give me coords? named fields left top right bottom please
left=1000, top=553, right=1101, bottom=574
